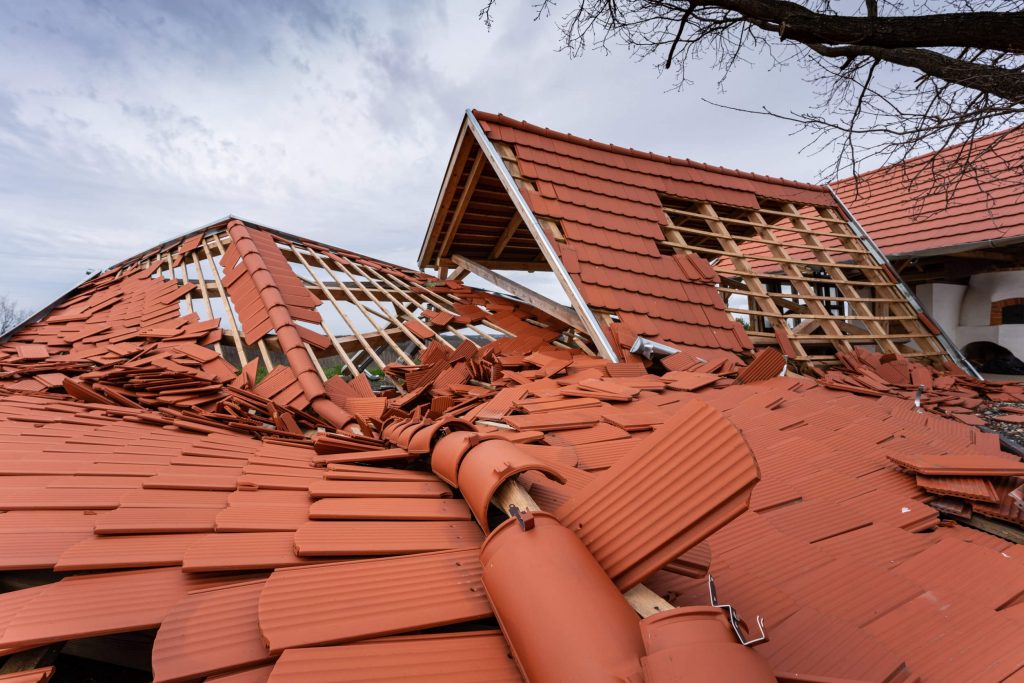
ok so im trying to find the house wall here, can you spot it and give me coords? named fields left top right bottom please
left=914, top=269, right=1024, bottom=361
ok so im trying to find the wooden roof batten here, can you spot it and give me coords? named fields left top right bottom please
left=422, top=110, right=621, bottom=362
left=827, top=188, right=983, bottom=379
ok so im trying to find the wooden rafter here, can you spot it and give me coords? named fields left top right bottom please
left=661, top=198, right=950, bottom=365
left=452, top=255, right=585, bottom=331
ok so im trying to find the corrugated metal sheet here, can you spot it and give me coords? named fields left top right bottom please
left=117, top=489, right=230, bottom=508
left=151, top=579, right=273, bottom=683
left=267, top=632, right=521, bottom=682
left=555, top=399, right=759, bottom=589
left=887, top=452, right=1024, bottom=476
left=257, top=549, right=491, bottom=652
left=915, top=474, right=998, bottom=503
left=865, top=593, right=1024, bottom=682
left=293, top=521, right=484, bottom=556
left=813, top=523, right=934, bottom=569
left=776, top=558, right=922, bottom=627
left=0, top=488, right=122, bottom=510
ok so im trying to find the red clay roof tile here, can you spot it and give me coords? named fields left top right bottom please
left=555, top=399, right=759, bottom=590
left=151, top=579, right=273, bottom=683
left=267, top=632, right=520, bottom=683
left=834, top=127, right=1024, bottom=256
left=257, top=549, right=491, bottom=652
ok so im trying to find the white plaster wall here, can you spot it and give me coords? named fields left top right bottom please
left=959, top=271, right=1024, bottom=326
left=915, top=283, right=967, bottom=335
left=945, top=269, right=1024, bottom=360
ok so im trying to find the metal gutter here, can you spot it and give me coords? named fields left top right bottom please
left=887, top=234, right=1024, bottom=261
left=464, top=109, right=620, bottom=362
left=827, top=186, right=984, bottom=379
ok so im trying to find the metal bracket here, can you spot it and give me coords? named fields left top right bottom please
left=508, top=504, right=535, bottom=531
left=708, top=574, right=767, bottom=646
left=630, top=336, right=707, bottom=364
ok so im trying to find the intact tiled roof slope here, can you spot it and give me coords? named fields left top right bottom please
left=833, top=126, right=1024, bottom=256
left=474, top=112, right=837, bottom=357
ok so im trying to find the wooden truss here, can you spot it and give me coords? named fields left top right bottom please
left=119, top=221, right=590, bottom=382
left=659, top=198, right=948, bottom=364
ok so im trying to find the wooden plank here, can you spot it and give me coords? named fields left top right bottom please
left=715, top=267, right=900, bottom=288
left=211, top=232, right=274, bottom=371
left=733, top=208, right=853, bottom=353
left=490, top=213, right=524, bottom=260
left=189, top=252, right=224, bottom=356
left=718, top=286, right=905, bottom=304
left=725, top=308, right=917, bottom=322
left=200, top=239, right=248, bottom=365
left=817, top=206, right=947, bottom=359
left=666, top=207, right=860, bottom=238
left=308, top=250, right=416, bottom=366
left=420, top=122, right=474, bottom=267
left=665, top=222, right=870, bottom=257
left=285, top=244, right=382, bottom=375
left=437, top=152, right=487, bottom=260
left=333, top=258, right=429, bottom=352
left=672, top=204, right=805, bottom=357
left=452, top=255, right=585, bottom=331
left=658, top=238, right=883, bottom=271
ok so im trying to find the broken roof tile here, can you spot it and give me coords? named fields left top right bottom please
left=555, top=399, right=759, bottom=589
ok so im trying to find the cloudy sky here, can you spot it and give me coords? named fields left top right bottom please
left=0, top=0, right=826, bottom=312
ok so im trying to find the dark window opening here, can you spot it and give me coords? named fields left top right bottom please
left=1002, top=304, right=1024, bottom=324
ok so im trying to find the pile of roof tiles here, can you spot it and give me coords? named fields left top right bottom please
left=2, top=318, right=1024, bottom=680
left=2, top=219, right=1024, bottom=681
left=812, top=347, right=1024, bottom=425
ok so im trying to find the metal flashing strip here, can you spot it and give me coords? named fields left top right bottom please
left=827, top=187, right=983, bottom=380
left=887, top=234, right=1024, bottom=261
left=465, top=109, right=620, bottom=362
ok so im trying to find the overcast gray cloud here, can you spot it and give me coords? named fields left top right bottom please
left=0, top=0, right=821, bottom=311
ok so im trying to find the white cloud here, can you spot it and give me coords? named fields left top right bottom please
left=0, top=0, right=823, bottom=312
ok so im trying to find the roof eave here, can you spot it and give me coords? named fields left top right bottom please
left=417, top=111, right=473, bottom=270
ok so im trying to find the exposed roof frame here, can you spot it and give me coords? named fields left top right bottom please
left=460, top=110, right=619, bottom=362
left=827, top=187, right=983, bottom=379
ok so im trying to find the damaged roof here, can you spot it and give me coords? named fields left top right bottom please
left=0, top=113, right=1021, bottom=682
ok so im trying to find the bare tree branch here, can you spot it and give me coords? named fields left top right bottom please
left=483, top=0, right=1024, bottom=191
left=0, top=296, right=29, bottom=336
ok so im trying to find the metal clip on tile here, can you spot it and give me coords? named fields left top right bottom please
left=707, top=574, right=768, bottom=647
left=508, top=504, right=535, bottom=531
left=915, top=385, right=925, bottom=413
